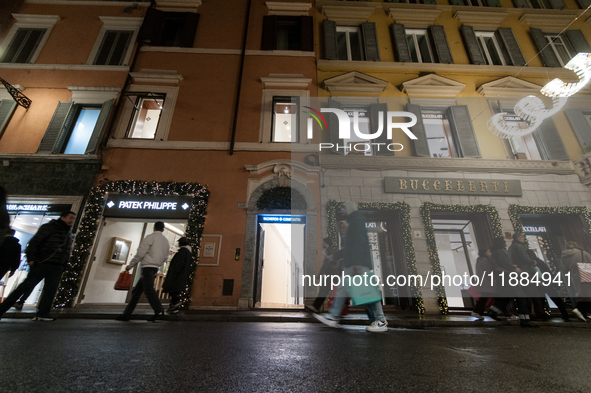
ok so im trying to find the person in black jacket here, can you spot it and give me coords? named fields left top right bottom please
left=0, top=211, right=76, bottom=321
left=162, top=237, right=193, bottom=314
left=0, top=229, right=22, bottom=280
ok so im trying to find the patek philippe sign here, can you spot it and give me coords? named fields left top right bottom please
left=384, top=177, right=522, bottom=197
left=103, top=194, right=193, bottom=219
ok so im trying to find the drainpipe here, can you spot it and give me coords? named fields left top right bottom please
left=229, top=0, right=252, bottom=155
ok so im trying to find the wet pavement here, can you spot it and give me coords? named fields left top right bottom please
left=0, top=319, right=589, bottom=392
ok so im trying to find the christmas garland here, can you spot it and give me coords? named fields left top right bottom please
left=326, top=200, right=425, bottom=314
left=420, top=202, right=503, bottom=315
left=256, top=186, right=307, bottom=210
left=54, top=180, right=209, bottom=308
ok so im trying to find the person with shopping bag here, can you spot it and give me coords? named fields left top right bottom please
left=561, top=241, right=591, bottom=321
left=161, top=237, right=193, bottom=314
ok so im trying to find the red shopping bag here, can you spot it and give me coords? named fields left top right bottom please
left=114, top=271, right=132, bottom=291
left=327, top=287, right=350, bottom=316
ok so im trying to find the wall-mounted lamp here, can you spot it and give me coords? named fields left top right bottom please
left=235, top=248, right=241, bottom=261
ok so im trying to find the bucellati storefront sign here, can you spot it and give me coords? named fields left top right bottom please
left=384, top=177, right=522, bottom=197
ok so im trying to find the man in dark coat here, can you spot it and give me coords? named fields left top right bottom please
left=162, top=237, right=193, bottom=314
left=0, top=229, right=22, bottom=280
left=0, top=211, right=75, bottom=321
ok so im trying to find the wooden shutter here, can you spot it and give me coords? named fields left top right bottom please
left=565, top=109, right=591, bottom=150
left=361, top=22, right=380, bottom=61
left=261, top=15, right=277, bottom=50
left=328, top=99, right=344, bottom=155
left=512, top=0, right=528, bottom=7
left=565, top=30, right=591, bottom=54
left=406, top=103, right=429, bottom=157
left=0, top=100, right=17, bottom=135
left=370, top=103, right=393, bottom=156
left=533, top=118, right=570, bottom=161
left=486, top=0, right=502, bottom=6
left=323, top=20, right=338, bottom=60
left=578, top=0, right=591, bottom=8
left=390, top=24, right=412, bottom=62
left=446, top=105, right=481, bottom=158
left=496, top=28, right=526, bottom=67
left=85, top=99, right=114, bottom=154
left=460, top=25, right=486, bottom=65
left=179, top=13, right=199, bottom=48
left=137, top=8, right=164, bottom=45
left=38, top=102, right=74, bottom=154
left=530, top=28, right=561, bottom=68
left=428, top=25, right=454, bottom=64
left=548, top=0, right=566, bottom=9
left=300, top=16, right=314, bottom=52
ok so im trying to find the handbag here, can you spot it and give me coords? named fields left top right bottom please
left=114, top=271, right=132, bottom=291
left=346, top=270, right=382, bottom=306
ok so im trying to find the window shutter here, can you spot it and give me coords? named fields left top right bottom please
left=370, top=103, right=393, bottom=156
left=564, top=30, right=591, bottom=54
left=460, top=25, right=486, bottom=65
left=565, top=109, right=591, bottom=150
left=137, top=8, right=164, bottom=45
left=548, top=0, right=566, bottom=9
left=328, top=99, right=344, bottom=155
left=0, top=100, right=17, bottom=135
left=449, top=0, right=465, bottom=5
left=428, top=25, right=454, bottom=64
left=406, top=103, right=430, bottom=157
left=533, top=118, right=569, bottom=161
left=512, top=0, right=528, bottom=7
left=38, top=102, right=74, bottom=154
left=495, top=28, right=526, bottom=67
left=261, top=16, right=277, bottom=50
left=85, top=99, right=114, bottom=154
left=577, top=0, right=591, bottom=8
left=361, top=22, right=380, bottom=61
left=300, top=16, right=314, bottom=52
left=423, top=0, right=438, bottom=4
left=530, top=28, right=561, bottom=68
left=486, top=0, right=502, bottom=6
left=446, top=105, right=481, bottom=158
left=323, top=20, right=338, bottom=60
left=179, top=13, right=199, bottom=48
left=390, top=24, right=412, bottom=62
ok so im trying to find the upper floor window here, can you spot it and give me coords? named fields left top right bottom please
left=514, top=0, right=566, bottom=9
left=422, top=110, right=458, bottom=158
left=337, top=26, right=364, bottom=61
left=272, top=96, right=299, bottom=142
left=449, top=0, right=501, bottom=6
left=475, top=31, right=506, bottom=66
left=94, top=31, right=133, bottom=65
left=323, top=20, right=380, bottom=61
left=137, top=9, right=199, bottom=48
left=544, top=34, right=574, bottom=67
left=530, top=28, right=591, bottom=68
left=88, top=17, right=142, bottom=66
left=261, top=16, right=313, bottom=51
left=125, top=93, right=165, bottom=139
left=391, top=24, right=454, bottom=64
left=385, top=0, right=437, bottom=3
left=0, top=14, right=60, bottom=64
left=461, top=26, right=526, bottom=67
left=406, top=29, right=434, bottom=63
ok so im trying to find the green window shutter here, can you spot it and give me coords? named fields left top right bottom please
left=428, top=25, right=454, bottom=64
left=85, top=99, right=114, bottom=154
left=513, top=0, right=528, bottom=7
left=137, top=8, right=164, bottom=45
left=495, top=28, right=526, bottom=67
left=548, top=0, right=566, bottom=9
left=530, top=28, right=561, bottom=68
left=564, top=30, right=591, bottom=54
left=423, top=0, right=437, bottom=4
left=323, top=20, right=338, bottom=60
left=565, top=109, right=591, bottom=150
left=261, top=16, right=277, bottom=50
left=406, top=103, right=430, bottom=157
left=328, top=98, right=344, bottom=155
left=449, top=0, right=465, bottom=5
left=0, top=100, right=17, bottom=135
left=460, top=25, right=486, bottom=65
left=446, top=105, right=481, bottom=158
left=578, top=0, right=591, bottom=8
left=38, top=102, right=75, bottom=154
left=486, top=0, right=502, bottom=6
left=179, top=13, right=199, bottom=48
left=370, top=103, right=393, bottom=156
left=533, top=118, right=569, bottom=161
left=361, top=22, right=380, bottom=61
left=300, top=16, right=314, bottom=52
left=390, top=23, right=412, bottom=62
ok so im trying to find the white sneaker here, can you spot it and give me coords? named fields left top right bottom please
left=366, top=320, right=388, bottom=332
left=313, top=313, right=339, bottom=328
left=573, top=308, right=586, bottom=322
left=507, top=315, right=520, bottom=321
left=470, top=311, right=484, bottom=320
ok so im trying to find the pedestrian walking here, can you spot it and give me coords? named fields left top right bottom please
left=560, top=241, right=591, bottom=322
left=313, top=202, right=388, bottom=332
left=526, top=249, right=569, bottom=321
left=116, top=221, right=170, bottom=322
left=162, top=237, right=193, bottom=314
left=0, top=186, right=10, bottom=244
left=306, top=237, right=338, bottom=313
left=0, top=229, right=21, bottom=281
left=471, top=248, right=496, bottom=320
left=0, top=211, right=76, bottom=321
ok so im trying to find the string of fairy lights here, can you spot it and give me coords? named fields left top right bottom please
left=326, top=200, right=425, bottom=314
left=420, top=202, right=504, bottom=315
left=53, top=180, right=209, bottom=309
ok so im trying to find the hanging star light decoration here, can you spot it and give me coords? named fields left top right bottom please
left=488, top=52, right=591, bottom=139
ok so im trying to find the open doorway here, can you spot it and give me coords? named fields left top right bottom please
left=254, top=215, right=305, bottom=308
